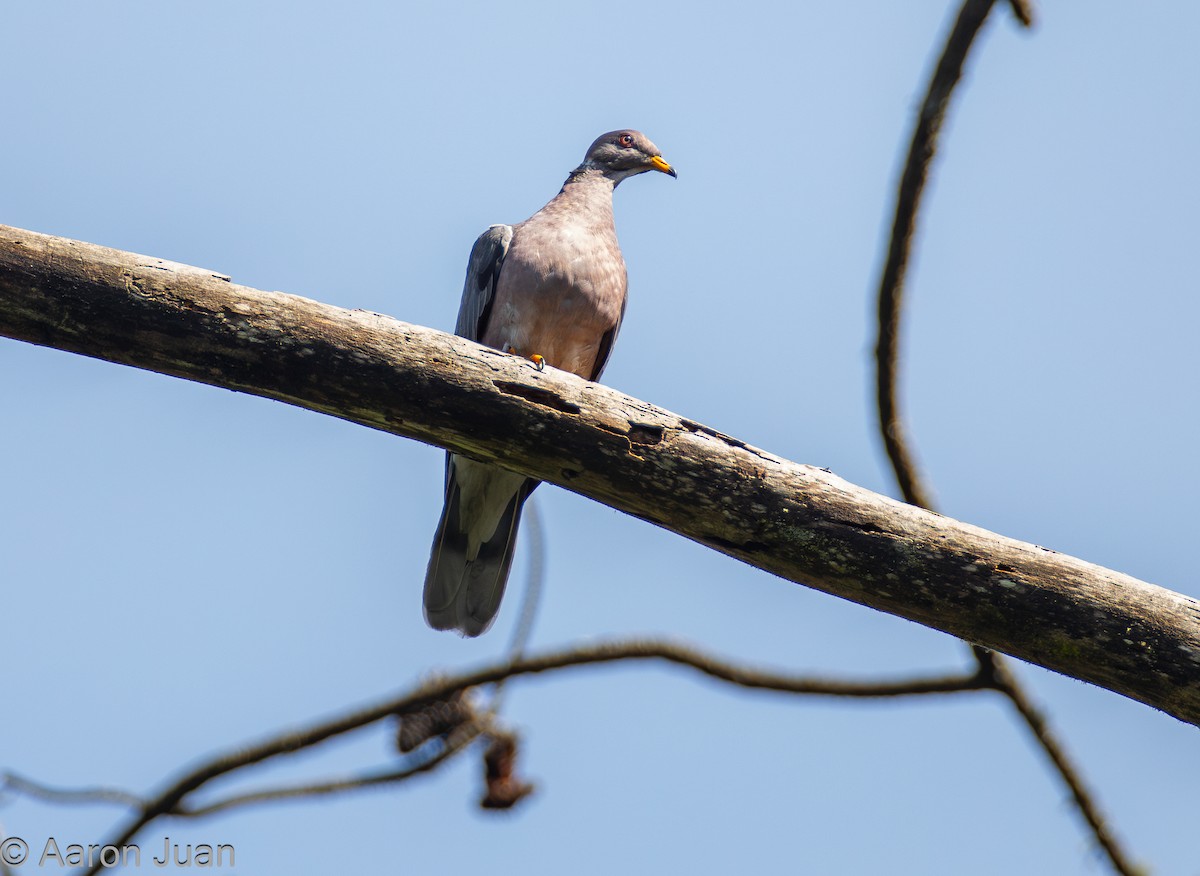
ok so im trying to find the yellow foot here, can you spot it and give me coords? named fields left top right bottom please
left=506, top=346, right=546, bottom=371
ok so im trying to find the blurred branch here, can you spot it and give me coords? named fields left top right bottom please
left=1, top=731, right=477, bottom=823
left=1008, top=0, right=1035, bottom=27
left=178, top=724, right=480, bottom=819
left=1, top=226, right=1198, bottom=727
left=872, top=2, right=1138, bottom=874
left=1, top=637, right=993, bottom=876
left=490, top=497, right=547, bottom=714
left=0, top=773, right=145, bottom=809
left=505, top=497, right=546, bottom=664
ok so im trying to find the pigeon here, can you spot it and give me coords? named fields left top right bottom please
left=422, top=129, right=676, bottom=636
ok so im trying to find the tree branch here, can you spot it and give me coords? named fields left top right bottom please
left=4, top=636, right=990, bottom=876
left=0, top=773, right=146, bottom=810
left=175, top=725, right=480, bottom=820
left=1, top=224, right=1198, bottom=726
left=141, top=636, right=988, bottom=822
left=985, top=660, right=1140, bottom=873
left=876, top=0, right=997, bottom=508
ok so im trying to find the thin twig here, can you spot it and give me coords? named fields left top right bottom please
left=875, top=0, right=996, bottom=509
left=1008, top=0, right=1035, bottom=27
left=507, top=496, right=545, bottom=662
left=75, top=637, right=990, bottom=876
left=987, top=662, right=1146, bottom=876
left=490, top=495, right=547, bottom=714
left=0, top=772, right=147, bottom=810
left=176, top=722, right=483, bottom=820
left=872, top=2, right=1136, bottom=874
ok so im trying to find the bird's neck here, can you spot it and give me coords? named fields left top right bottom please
left=560, top=166, right=620, bottom=195
left=546, top=170, right=618, bottom=227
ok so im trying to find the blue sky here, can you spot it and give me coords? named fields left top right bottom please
left=2, top=2, right=1198, bottom=873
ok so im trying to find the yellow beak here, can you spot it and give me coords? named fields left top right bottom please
left=649, top=155, right=678, bottom=178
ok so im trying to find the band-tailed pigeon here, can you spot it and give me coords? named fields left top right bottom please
left=423, top=129, right=676, bottom=636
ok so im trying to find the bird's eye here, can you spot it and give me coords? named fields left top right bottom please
left=618, top=134, right=634, bottom=147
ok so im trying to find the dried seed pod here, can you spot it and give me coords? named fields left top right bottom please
left=480, top=731, right=535, bottom=810
left=395, top=689, right=476, bottom=753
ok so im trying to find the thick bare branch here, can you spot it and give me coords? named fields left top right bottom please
left=1, top=224, right=1199, bottom=727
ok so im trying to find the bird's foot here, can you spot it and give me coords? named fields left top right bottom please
left=506, top=346, right=546, bottom=371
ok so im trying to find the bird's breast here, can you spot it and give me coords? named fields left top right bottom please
left=485, top=224, right=627, bottom=379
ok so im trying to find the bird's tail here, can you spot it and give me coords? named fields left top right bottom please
left=423, top=476, right=531, bottom=637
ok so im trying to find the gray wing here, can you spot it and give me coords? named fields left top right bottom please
left=455, top=223, right=514, bottom=342
left=422, top=222, right=528, bottom=637
left=589, top=294, right=627, bottom=382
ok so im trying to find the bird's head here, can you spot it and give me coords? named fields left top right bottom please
left=575, top=129, right=677, bottom=184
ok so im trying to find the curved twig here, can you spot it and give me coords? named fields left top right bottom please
left=488, top=496, right=547, bottom=715
left=506, top=497, right=546, bottom=663
left=875, top=0, right=999, bottom=508
left=0, top=773, right=146, bottom=810
left=986, top=660, right=1143, bottom=876
left=176, top=723, right=482, bottom=820
left=871, top=2, right=1136, bottom=874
